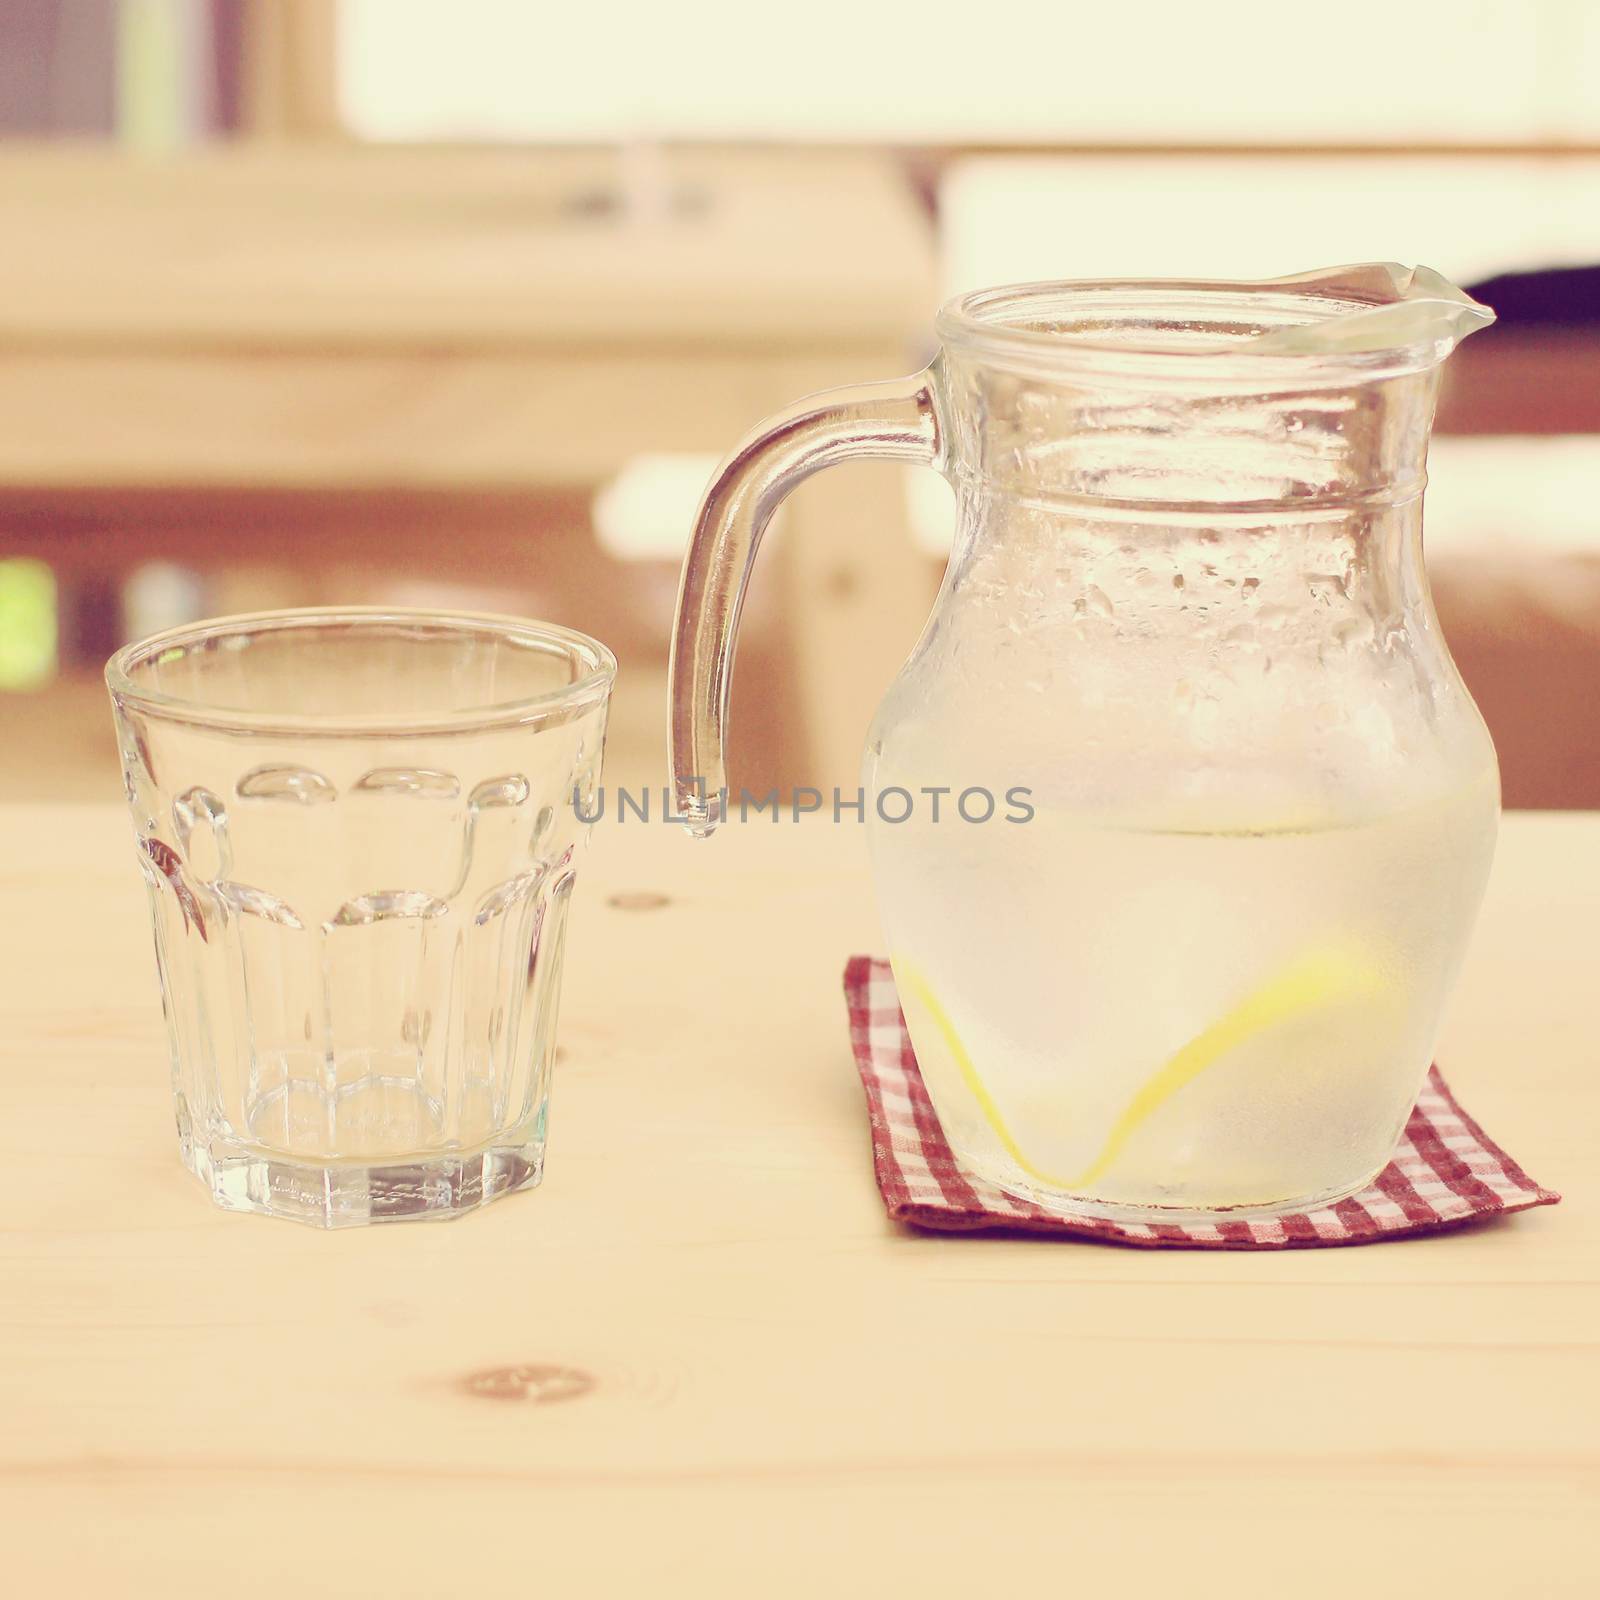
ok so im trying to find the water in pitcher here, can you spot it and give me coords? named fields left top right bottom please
left=868, top=769, right=1498, bottom=1216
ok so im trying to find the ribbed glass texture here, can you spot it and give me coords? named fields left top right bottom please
left=107, top=609, right=614, bottom=1227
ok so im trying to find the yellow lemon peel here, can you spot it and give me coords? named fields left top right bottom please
left=894, top=943, right=1387, bottom=1191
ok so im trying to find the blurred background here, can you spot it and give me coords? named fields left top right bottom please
left=1, top=0, right=1597, bottom=804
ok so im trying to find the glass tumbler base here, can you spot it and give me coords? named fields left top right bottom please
left=182, top=1136, right=545, bottom=1228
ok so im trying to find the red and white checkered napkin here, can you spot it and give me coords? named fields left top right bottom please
left=845, top=956, right=1559, bottom=1249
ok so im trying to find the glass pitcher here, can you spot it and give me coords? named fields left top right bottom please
left=671, top=264, right=1498, bottom=1223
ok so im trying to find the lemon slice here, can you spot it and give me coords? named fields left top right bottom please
left=895, top=942, right=1387, bottom=1191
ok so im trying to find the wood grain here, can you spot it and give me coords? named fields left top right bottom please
left=0, top=807, right=1593, bottom=1595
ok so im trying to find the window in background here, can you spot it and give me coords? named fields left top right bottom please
left=340, top=0, right=1600, bottom=146
left=936, top=157, right=1600, bottom=294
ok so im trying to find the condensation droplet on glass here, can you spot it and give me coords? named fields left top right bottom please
left=236, top=765, right=337, bottom=805
left=468, top=774, right=531, bottom=811
left=172, top=786, right=231, bottom=880
left=331, top=891, right=450, bottom=927
left=215, top=881, right=303, bottom=929
left=354, top=768, right=461, bottom=800
left=173, top=785, right=226, bottom=844
left=475, top=869, right=548, bottom=925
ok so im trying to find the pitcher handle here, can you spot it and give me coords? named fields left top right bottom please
left=668, top=372, right=942, bottom=836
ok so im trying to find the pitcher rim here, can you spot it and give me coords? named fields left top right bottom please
left=935, top=270, right=1483, bottom=383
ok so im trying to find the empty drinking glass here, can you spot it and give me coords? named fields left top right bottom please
left=107, top=609, right=614, bottom=1227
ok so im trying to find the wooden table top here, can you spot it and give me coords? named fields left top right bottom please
left=2, top=805, right=1593, bottom=1595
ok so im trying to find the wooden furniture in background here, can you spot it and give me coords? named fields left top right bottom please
left=0, top=143, right=939, bottom=797
left=1433, top=332, right=1600, bottom=807
left=239, top=0, right=341, bottom=139
left=1, top=805, right=1591, bottom=1593
left=1438, top=332, right=1600, bottom=436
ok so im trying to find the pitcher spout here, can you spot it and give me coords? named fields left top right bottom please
left=1244, top=263, right=1494, bottom=358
